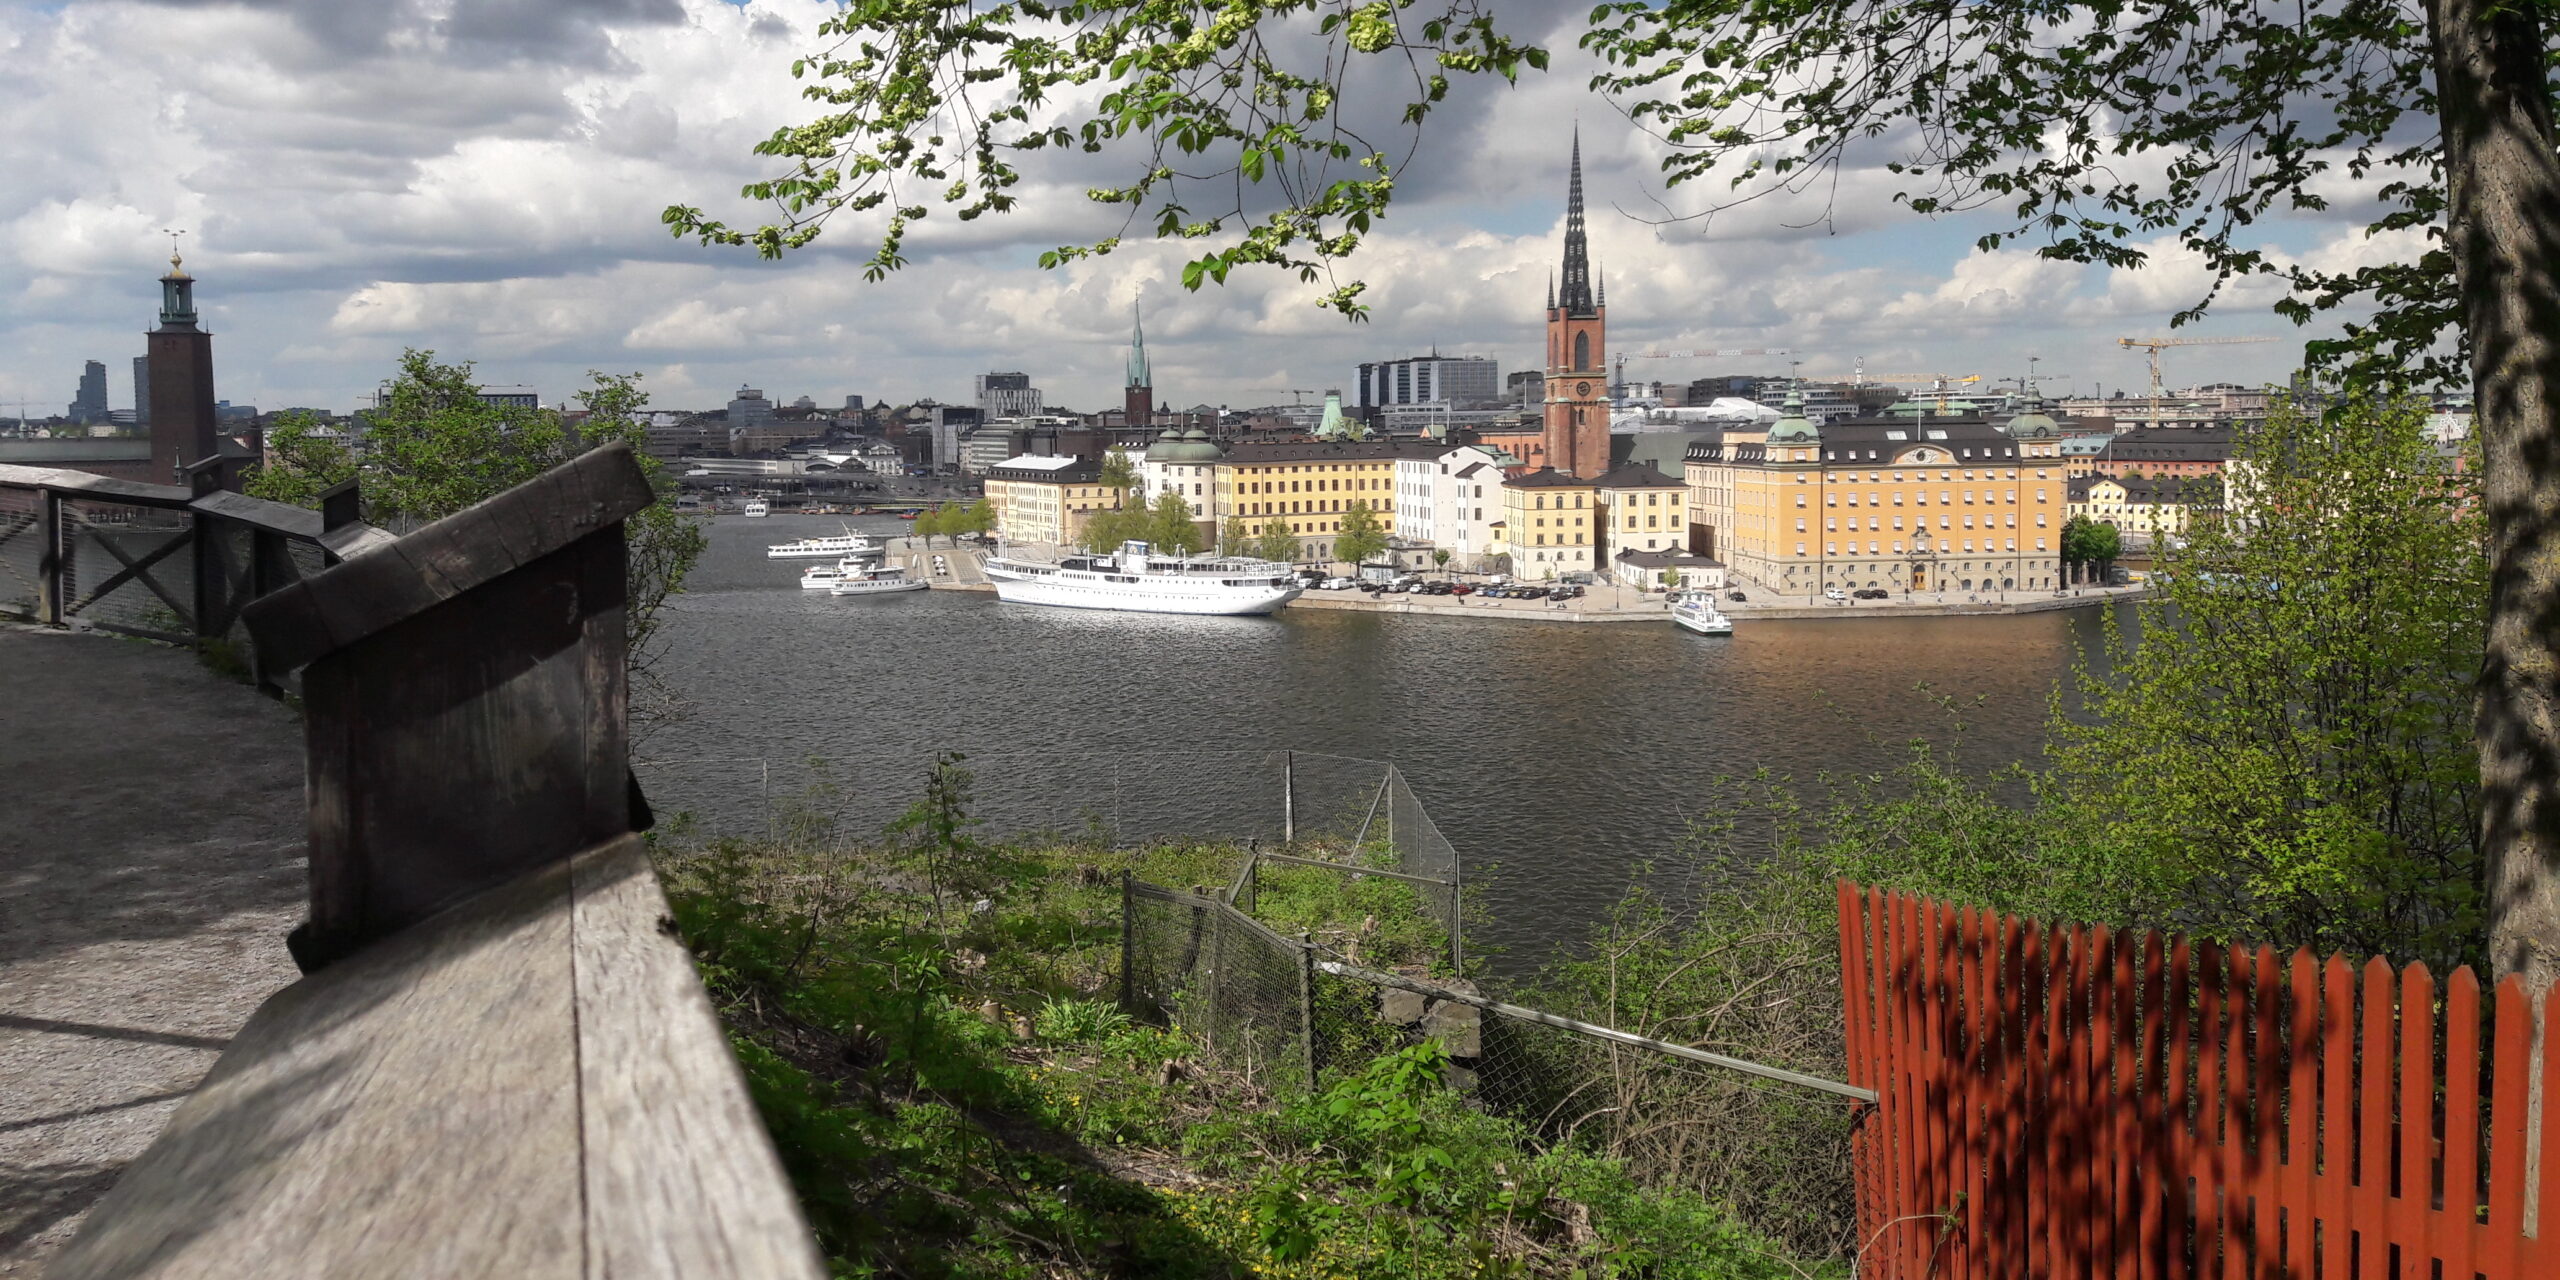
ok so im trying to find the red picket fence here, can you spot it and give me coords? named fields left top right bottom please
left=1837, top=882, right=2560, bottom=1278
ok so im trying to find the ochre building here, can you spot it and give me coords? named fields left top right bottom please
left=1685, top=393, right=2070, bottom=596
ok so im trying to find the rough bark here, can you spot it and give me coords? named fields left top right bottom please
left=2431, top=0, right=2560, bottom=989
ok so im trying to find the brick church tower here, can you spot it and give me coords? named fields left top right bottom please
left=1124, top=300, right=1154, bottom=428
left=1542, top=131, right=1608, bottom=478
left=147, top=248, right=221, bottom=487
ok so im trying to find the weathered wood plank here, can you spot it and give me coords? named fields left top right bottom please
left=241, top=445, right=654, bottom=676
left=45, top=857, right=587, bottom=1280
left=0, top=465, right=193, bottom=507
left=187, top=490, right=324, bottom=539
left=571, top=839, right=828, bottom=1280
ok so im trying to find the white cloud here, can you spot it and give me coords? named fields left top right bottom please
left=0, top=0, right=2418, bottom=417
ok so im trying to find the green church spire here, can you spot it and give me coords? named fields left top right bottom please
left=1126, top=300, right=1151, bottom=388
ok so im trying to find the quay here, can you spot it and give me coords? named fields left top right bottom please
left=882, top=539, right=2144, bottom=621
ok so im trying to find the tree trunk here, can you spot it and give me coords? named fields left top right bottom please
left=2430, top=0, right=2560, bottom=989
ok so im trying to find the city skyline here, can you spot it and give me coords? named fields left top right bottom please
left=0, top=1, right=2426, bottom=416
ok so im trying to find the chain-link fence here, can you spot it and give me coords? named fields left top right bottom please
left=1122, top=879, right=1316, bottom=1096
left=0, top=483, right=42, bottom=620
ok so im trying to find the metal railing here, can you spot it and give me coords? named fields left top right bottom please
left=0, top=462, right=391, bottom=685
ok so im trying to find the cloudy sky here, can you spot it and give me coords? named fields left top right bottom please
left=0, top=0, right=2423, bottom=418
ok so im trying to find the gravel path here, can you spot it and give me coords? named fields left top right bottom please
left=0, top=626, right=304, bottom=1276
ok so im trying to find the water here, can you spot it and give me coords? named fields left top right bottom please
left=650, top=513, right=2125, bottom=967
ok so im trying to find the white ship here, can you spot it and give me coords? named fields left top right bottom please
left=830, top=563, right=928, bottom=597
left=768, top=528, right=882, bottom=560
left=1671, top=590, right=1734, bottom=636
left=798, top=557, right=874, bottom=590
left=984, top=541, right=1302, bottom=615
left=741, top=497, right=771, bottom=517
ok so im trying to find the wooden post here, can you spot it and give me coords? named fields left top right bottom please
left=37, top=488, right=62, bottom=625
left=1298, top=930, right=1318, bottom=1089
left=1282, top=750, right=1295, bottom=844
left=1119, top=869, right=1136, bottom=1015
left=186, top=459, right=223, bottom=643
left=243, top=445, right=658, bottom=972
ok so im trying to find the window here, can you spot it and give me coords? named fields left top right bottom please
left=1826, top=517, right=1837, bottom=532
left=1796, top=541, right=1807, bottom=556
left=1796, top=518, right=1807, bottom=532
left=1797, top=493, right=1808, bottom=508
left=2036, top=513, right=2047, bottom=527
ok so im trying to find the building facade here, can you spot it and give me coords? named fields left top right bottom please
left=985, top=454, right=1111, bottom=545
left=727, top=386, right=775, bottom=432
left=1356, top=354, right=1500, bottom=410
left=1207, top=438, right=1422, bottom=564
left=976, top=372, right=1043, bottom=421
left=68, top=360, right=108, bottom=423
left=1392, top=443, right=1508, bottom=568
left=2070, top=474, right=2200, bottom=543
left=1501, top=467, right=1599, bottom=581
left=1541, top=132, right=1610, bottom=478
left=1685, top=393, right=2070, bottom=596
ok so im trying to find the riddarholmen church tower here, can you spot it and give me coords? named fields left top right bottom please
left=1542, top=131, right=1609, bottom=478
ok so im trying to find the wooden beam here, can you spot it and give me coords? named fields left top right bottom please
left=66, top=523, right=194, bottom=624
left=47, top=837, right=826, bottom=1280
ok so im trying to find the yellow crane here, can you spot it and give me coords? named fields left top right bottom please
left=2116, top=335, right=2277, bottom=425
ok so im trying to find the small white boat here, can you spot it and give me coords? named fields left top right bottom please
left=768, top=527, right=883, bottom=560
left=985, top=540, right=1301, bottom=615
left=830, top=563, right=928, bottom=596
left=799, top=557, right=872, bottom=590
left=741, top=497, right=771, bottom=517
left=1671, top=590, right=1734, bottom=635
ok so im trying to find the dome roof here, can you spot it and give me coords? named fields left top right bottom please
left=2004, top=394, right=2060, bottom=438
left=1153, top=426, right=1224, bottom=463
left=1765, top=388, right=1820, bottom=443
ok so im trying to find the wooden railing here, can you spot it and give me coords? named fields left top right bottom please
left=42, top=445, right=824, bottom=1278
left=1838, top=883, right=2560, bottom=1279
left=0, top=458, right=392, bottom=687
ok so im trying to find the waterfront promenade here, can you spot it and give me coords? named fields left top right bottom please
left=889, top=538, right=2145, bottom=622
left=0, top=627, right=304, bottom=1275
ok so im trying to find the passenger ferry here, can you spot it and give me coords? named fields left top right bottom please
left=798, top=557, right=873, bottom=590
left=741, top=497, right=771, bottom=518
left=830, top=563, right=928, bottom=597
left=768, top=528, right=883, bottom=560
left=1671, top=590, right=1734, bottom=636
left=983, top=541, right=1301, bottom=615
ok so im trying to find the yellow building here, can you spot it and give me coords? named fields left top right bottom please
left=2069, top=474, right=2197, bottom=542
left=1501, top=467, right=1599, bottom=581
left=1209, top=438, right=1434, bottom=563
left=1684, top=393, right=2070, bottom=596
left=1592, top=461, right=1688, bottom=558
left=984, top=454, right=1113, bottom=546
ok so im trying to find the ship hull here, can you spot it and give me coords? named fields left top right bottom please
left=986, top=566, right=1300, bottom=616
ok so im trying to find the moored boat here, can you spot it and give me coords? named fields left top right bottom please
left=1671, top=590, right=1734, bottom=635
left=769, top=527, right=884, bottom=560
left=799, top=557, right=873, bottom=590
left=984, top=541, right=1300, bottom=616
left=830, top=563, right=928, bottom=596
left=741, top=497, right=771, bottom=517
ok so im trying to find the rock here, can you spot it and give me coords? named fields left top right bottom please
left=977, top=1000, right=1003, bottom=1023
left=1010, top=1014, right=1036, bottom=1040
left=1380, top=987, right=1428, bottom=1025
left=1156, top=1058, right=1188, bottom=1087
left=1422, top=994, right=1481, bottom=1059
left=1439, top=1062, right=1479, bottom=1092
left=952, top=947, right=988, bottom=974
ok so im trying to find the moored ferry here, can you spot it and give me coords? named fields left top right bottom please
left=799, top=557, right=873, bottom=590
left=768, top=528, right=883, bottom=560
left=829, top=563, right=928, bottom=597
left=741, top=497, right=771, bottom=517
left=984, top=541, right=1301, bottom=616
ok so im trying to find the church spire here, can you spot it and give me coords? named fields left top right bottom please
left=1557, top=127, right=1594, bottom=315
left=1546, top=271, right=1555, bottom=311
left=1126, top=299, right=1150, bottom=388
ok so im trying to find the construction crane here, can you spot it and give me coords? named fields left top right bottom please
left=2117, top=335, right=2277, bottom=426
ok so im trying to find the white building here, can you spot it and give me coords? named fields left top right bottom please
left=1135, top=429, right=1224, bottom=533
left=975, top=372, right=1043, bottom=421
left=1393, top=443, right=1509, bottom=570
left=859, top=442, right=904, bottom=474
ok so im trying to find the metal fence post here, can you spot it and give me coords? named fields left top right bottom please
left=1384, top=763, right=1396, bottom=855
left=1297, top=930, right=1318, bottom=1088
left=1282, top=750, right=1295, bottom=844
left=1119, top=870, right=1135, bottom=1015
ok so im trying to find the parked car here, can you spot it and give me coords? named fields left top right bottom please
left=1853, top=588, right=1888, bottom=600
left=1450, top=584, right=1474, bottom=596
left=1322, top=576, right=1354, bottom=590
left=1824, top=587, right=1848, bottom=602
left=1728, top=590, right=1749, bottom=602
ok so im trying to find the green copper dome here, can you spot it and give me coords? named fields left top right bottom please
left=2005, top=392, right=2060, bottom=438
left=1765, top=388, right=1820, bottom=443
